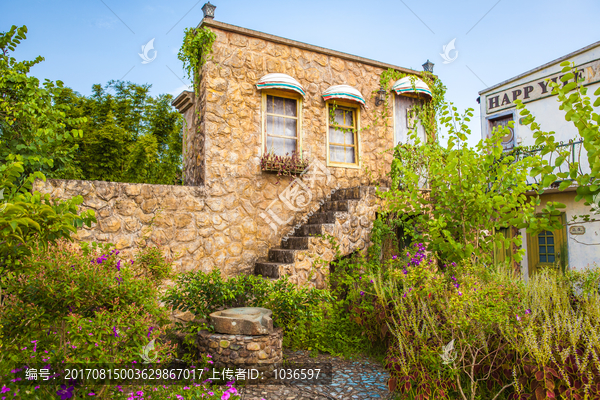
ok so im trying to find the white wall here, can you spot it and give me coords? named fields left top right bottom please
left=480, top=43, right=600, bottom=150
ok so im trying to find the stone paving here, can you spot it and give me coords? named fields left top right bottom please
left=239, top=349, right=393, bottom=400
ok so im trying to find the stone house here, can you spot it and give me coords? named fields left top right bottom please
left=38, top=5, right=435, bottom=287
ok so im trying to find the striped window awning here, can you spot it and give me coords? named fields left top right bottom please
left=392, top=76, right=432, bottom=98
left=322, top=85, right=365, bottom=106
left=256, top=73, right=305, bottom=96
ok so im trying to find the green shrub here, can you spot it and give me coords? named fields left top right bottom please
left=0, top=160, right=95, bottom=273
left=365, top=242, right=600, bottom=400
left=163, top=269, right=327, bottom=329
left=0, top=241, right=179, bottom=398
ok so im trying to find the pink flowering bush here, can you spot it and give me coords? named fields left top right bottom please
left=0, top=241, right=177, bottom=398
left=112, top=380, right=241, bottom=400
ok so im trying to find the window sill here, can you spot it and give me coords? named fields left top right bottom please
left=326, top=162, right=361, bottom=169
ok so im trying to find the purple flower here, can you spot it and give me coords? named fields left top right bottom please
left=525, top=309, right=531, bottom=315
left=1, top=386, right=10, bottom=394
left=360, top=291, right=365, bottom=296
left=370, top=279, right=374, bottom=283
left=392, top=255, right=397, bottom=260
left=403, top=293, right=407, bottom=298
left=458, top=291, right=463, bottom=296
left=516, top=315, right=521, bottom=321
left=359, top=276, right=362, bottom=280
left=57, top=385, right=74, bottom=399
left=112, top=326, right=119, bottom=338
left=403, top=269, right=408, bottom=275
left=454, top=283, right=460, bottom=289
left=147, top=326, right=155, bottom=338
left=116, top=260, right=121, bottom=271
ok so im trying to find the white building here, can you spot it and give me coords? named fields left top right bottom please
left=478, top=41, right=600, bottom=276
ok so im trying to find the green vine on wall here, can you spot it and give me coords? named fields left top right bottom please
left=326, top=71, right=446, bottom=185
left=178, top=26, right=217, bottom=92
left=377, top=70, right=447, bottom=143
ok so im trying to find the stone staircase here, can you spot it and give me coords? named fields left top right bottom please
left=254, top=186, right=383, bottom=287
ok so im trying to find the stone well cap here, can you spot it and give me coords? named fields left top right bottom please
left=322, top=84, right=365, bottom=106
left=392, top=76, right=432, bottom=98
left=210, top=307, right=273, bottom=336
left=256, top=73, right=305, bottom=97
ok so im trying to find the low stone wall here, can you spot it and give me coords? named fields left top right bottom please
left=35, top=175, right=384, bottom=281
left=34, top=179, right=212, bottom=274
left=196, top=328, right=283, bottom=370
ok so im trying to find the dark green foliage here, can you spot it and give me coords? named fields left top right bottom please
left=57, top=81, right=184, bottom=185
left=163, top=269, right=329, bottom=330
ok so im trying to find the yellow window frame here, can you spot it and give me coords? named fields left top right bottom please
left=326, top=101, right=360, bottom=168
left=261, top=90, right=303, bottom=157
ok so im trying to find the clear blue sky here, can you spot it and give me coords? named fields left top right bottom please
left=3, top=0, right=599, bottom=140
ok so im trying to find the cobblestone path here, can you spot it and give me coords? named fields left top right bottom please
left=239, top=350, right=393, bottom=400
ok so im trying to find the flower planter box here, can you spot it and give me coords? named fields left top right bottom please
left=261, top=161, right=308, bottom=175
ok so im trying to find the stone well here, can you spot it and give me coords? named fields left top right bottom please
left=196, top=307, right=283, bottom=372
left=196, top=328, right=283, bottom=371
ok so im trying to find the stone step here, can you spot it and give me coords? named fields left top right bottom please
left=320, top=200, right=349, bottom=212
left=268, top=248, right=295, bottom=264
left=307, top=211, right=338, bottom=224
left=294, top=224, right=332, bottom=237
left=281, top=236, right=309, bottom=250
left=254, top=262, right=288, bottom=279
left=331, top=187, right=363, bottom=201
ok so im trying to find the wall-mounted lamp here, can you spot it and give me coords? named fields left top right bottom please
left=422, top=59, right=434, bottom=73
left=202, top=2, right=216, bottom=19
left=375, top=86, right=386, bottom=106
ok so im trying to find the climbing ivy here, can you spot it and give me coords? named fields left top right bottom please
left=178, top=26, right=217, bottom=91
left=378, top=70, right=447, bottom=143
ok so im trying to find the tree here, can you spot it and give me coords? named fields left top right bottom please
left=0, top=25, right=85, bottom=179
left=57, top=81, right=184, bottom=185
left=0, top=25, right=95, bottom=271
left=379, top=103, right=563, bottom=267
left=515, top=62, right=600, bottom=218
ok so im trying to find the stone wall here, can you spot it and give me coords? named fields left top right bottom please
left=35, top=179, right=238, bottom=274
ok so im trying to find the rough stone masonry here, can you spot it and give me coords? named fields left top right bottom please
left=35, top=17, right=424, bottom=287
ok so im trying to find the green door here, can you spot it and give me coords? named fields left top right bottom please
left=527, top=214, right=567, bottom=276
